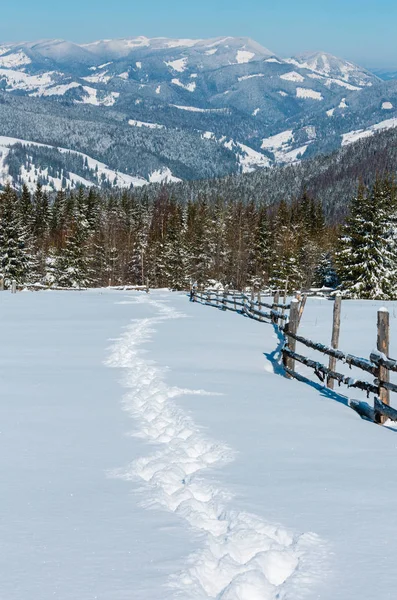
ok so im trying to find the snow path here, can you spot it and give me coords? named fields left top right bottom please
left=106, top=294, right=326, bottom=599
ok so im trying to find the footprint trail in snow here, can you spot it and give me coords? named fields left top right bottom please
left=106, top=294, right=327, bottom=599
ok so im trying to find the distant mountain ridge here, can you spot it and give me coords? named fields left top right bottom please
left=0, top=36, right=395, bottom=191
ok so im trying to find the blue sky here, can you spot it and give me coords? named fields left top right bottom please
left=1, top=0, right=396, bottom=68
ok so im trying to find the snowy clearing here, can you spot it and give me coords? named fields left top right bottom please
left=296, top=87, right=323, bottom=100
left=2, top=291, right=397, bottom=599
left=342, top=117, right=397, bottom=146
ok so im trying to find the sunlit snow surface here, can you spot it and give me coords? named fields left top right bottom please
left=2, top=291, right=397, bottom=599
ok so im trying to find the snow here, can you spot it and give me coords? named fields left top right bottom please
left=282, top=144, right=308, bottom=162
left=278, top=90, right=288, bottom=97
left=205, top=48, right=218, bottom=55
left=155, top=85, right=161, bottom=94
left=382, top=101, right=393, bottom=110
left=129, top=119, right=164, bottom=129
left=0, top=135, right=149, bottom=190
left=172, top=104, right=227, bottom=113
left=0, top=68, right=55, bottom=94
left=118, top=71, right=129, bottom=79
left=252, top=108, right=260, bottom=116
left=280, top=71, right=304, bottom=83
left=32, top=82, right=80, bottom=97
left=296, top=87, right=323, bottom=100
left=342, top=117, right=397, bottom=146
left=261, top=129, right=294, bottom=152
left=136, top=61, right=142, bottom=69
left=261, top=129, right=311, bottom=164
left=238, top=73, right=265, bottom=82
left=339, top=98, right=347, bottom=108
left=148, top=167, right=182, bottom=183
left=224, top=140, right=271, bottom=172
left=3, top=291, right=397, bottom=599
left=201, top=132, right=270, bottom=171
left=82, top=71, right=112, bottom=84
left=0, top=51, right=31, bottom=68
left=171, top=78, right=196, bottom=92
left=265, top=57, right=282, bottom=63
left=236, top=50, right=255, bottom=64
left=326, top=107, right=335, bottom=117
left=324, top=78, right=361, bottom=91
left=165, top=57, right=188, bottom=72
left=77, top=86, right=120, bottom=106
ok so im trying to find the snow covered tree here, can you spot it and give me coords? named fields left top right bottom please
left=53, top=210, right=93, bottom=288
left=335, top=180, right=397, bottom=299
left=313, top=252, right=338, bottom=288
left=0, top=185, right=36, bottom=286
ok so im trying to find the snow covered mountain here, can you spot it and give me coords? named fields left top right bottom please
left=0, top=36, right=394, bottom=190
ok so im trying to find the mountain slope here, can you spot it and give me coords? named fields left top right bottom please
left=0, top=36, right=394, bottom=189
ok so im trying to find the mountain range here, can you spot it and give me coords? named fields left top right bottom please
left=0, top=36, right=396, bottom=191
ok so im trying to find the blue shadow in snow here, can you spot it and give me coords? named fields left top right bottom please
left=264, top=324, right=350, bottom=408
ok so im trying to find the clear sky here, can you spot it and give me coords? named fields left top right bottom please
left=1, top=0, right=395, bottom=68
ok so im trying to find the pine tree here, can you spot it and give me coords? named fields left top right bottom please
left=0, top=185, right=36, bottom=286
left=335, top=180, right=397, bottom=299
left=54, top=217, right=93, bottom=288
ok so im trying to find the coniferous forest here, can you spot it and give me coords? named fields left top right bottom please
left=0, top=175, right=396, bottom=299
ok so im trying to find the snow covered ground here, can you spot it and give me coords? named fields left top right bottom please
left=1, top=290, right=397, bottom=599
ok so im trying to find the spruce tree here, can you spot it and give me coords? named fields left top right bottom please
left=0, top=185, right=36, bottom=286
left=336, top=180, right=397, bottom=299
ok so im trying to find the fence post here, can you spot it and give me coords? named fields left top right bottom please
left=272, top=290, right=280, bottom=325
left=327, top=293, right=342, bottom=389
left=257, top=288, right=262, bottom=321
left=146, top=278, right=149, bottom=294
left=376, top=307, right=390, bottom=424
left=285, top=298, right=300, bottom=376
left=0, top=277, right=3, bottom=291
left=206, top=289, right=210, bottom=304
left=281, top=278, right=288, bottom=322
left=298, top=293, right=307, bottom=327
left=250, top=287, right=255, bottom=313
left=11, top=280, right=16, bottom=294
left=216, top=290, right=219, bottom=307
left=234, top=292, right=237, bottom=311
left=223, top=286, right=228, bottom=311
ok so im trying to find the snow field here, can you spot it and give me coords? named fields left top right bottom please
left=106, top=294, right=325, bottom=599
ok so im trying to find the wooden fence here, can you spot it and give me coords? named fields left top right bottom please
left=192, top=286, right=397, bottom=426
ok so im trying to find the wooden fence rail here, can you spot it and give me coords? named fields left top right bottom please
left=192, top=285, right=397, bottom=427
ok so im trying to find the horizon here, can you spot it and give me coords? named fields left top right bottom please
left=1, top=0, right=396, bottom=70
left=0, top=34, right=391, bottom=73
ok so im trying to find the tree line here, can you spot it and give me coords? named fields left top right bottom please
left=0, top=176, right=395, bottom=299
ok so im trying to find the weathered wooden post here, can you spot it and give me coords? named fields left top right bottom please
left=376, top=307, right=390, bottom=423
left=257, top=288, right=262, bottom=321
left=216, top=290, right=219, bottom=307
left=298, top=293, right=308, bottom=327
left=272, top=290, right=280, bottom=325
left=233, top=292, right=237, bottom=311
left=327, top=293, right=342, bottom=389
left=11, top=280, right=16, bottom=294
left=250, top=287, right=255, bottom=313
left=285, top=298, right=300, bottom=377
left=206, top=289, right=210, bottom=304
left=222, top=286, right=228, bottom=311
left=146, top=278, right=150, bottom=294
left=0, top=277, right=4, bottom=291
left=281, top=277, right=289, bottom=322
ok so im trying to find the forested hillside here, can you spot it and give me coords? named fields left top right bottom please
left=0, top=36, right=397, bottom=189
left=1, top=172, right=395, bottom=299
left=130, top=126, right=397, bottom=222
